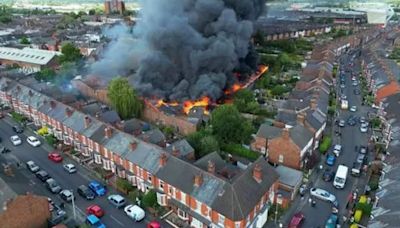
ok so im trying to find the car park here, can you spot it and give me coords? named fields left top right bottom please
left=26, top=160, right=40, bottom=173
left=309, top=188, right=337, bottom=205
left=322, top=169, right=334, bottom=182
left=48, top=152, right=63, bottom=163
left=77, top=185, right=95, bottom=200
left=326, top=154, right=336, bottom=166
left=333, top=144, right=342, bottom=157
left=10, top=135, right=22, bottom=146
left=86, top=214, right=106, bottom=228
left=124, top=204, right=145, bottom=222
left=88, top=180, right=106, bottom=196
left=59, top=189, right=75, bottom=202
left=36, top=170, right=50, bottom=182
left=108, top=194, right=126, bottom=208
left=63, top=163, right=77, bottom=173
left=288, top=212, right=304, bottom=228
left=86, top=204, right=104, bottom=218
left=45, top=178, right=62, bottom=194
left=27, top=136, right=41, bottom=147
left=350, top=106, right=357, bottom=112
left=12, top=125, right=23, bottom=133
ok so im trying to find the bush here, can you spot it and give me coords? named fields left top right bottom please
left=45, top=135, right=57, bottom=146
left=37, top=126, right=49, bottom=136
left=10, top=111, right=27, bottom=123
left=355, top=202, right=372, bottom=216
left=127, top=190, right=139, bottom=203
left=368, top=177, right=379, bottom=191
left=142, top=190, right=157, bottom=208
left=221, top=144, right=260, bottom=161
left=116, top=177, right=134, bottom=192
left=319, top=136, right=332, bottom=154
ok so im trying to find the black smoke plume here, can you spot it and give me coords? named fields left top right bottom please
left=91, top=0, right=266, bottom=101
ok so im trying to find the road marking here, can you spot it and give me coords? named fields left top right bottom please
left=110, top=215, right=125, bottom=227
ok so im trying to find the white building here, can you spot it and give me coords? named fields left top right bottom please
left=350, top=2, right=395, bottom=27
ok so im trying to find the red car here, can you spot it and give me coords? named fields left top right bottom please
left=86, top=204, right=104, bottom=218
left=147, top=221, right=161, bottom=228
left=48, top=152, right=63, bottom=163
left=289, top=212, right=304, bottom=228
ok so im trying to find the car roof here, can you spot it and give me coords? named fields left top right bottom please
left=111, top=194, right=124, bottom=200
left=89, top=205, right=101, bottom=210
left=90, top=180, right=100, bottom=185
left=26, top=160, right=35, bottom=164
left=78, top=185, right=88, bottom=190
left=87, top=214, right=100, bottom=223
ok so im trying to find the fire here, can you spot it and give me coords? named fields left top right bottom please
left=183, top=96, right=210, bottom=115
left=156, top=99, right=179, bottom=107
left=232, top=84, right=241, bottom=92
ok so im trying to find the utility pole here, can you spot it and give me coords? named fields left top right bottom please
left=71, top=190, right=76, bottom=220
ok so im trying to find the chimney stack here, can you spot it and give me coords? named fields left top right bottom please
left=282, top=127, right=290, bottom=139
left=253, top=164, right=262, bottom=183
left=130, top=141, right=137, bottom=151
left=172, top=145, right=180, bottom=157
left=297, top=113, right=305, bottom=126
left=84, top=116, right=91, bottom=128
left=65, top=108, right=73, bottom=117
left=50, top=100, right=56, bottom=109
left=207, top=160, right=215, bottom=174
left=159, top=153, right=167, bottom=167
left=104, top=127, right=113, bottom=138
left=142, top=134, right=150, bottom=142
left=194, top=174, right=203, bottom=187
left=310, top=98, right=317, bottom=110
left=28, top=90, right=33, bottom=97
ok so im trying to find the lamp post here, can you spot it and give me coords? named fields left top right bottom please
left=71, top=190, right=76, bottom=220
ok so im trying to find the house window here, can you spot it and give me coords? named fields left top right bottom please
left=278, top=154, right=284, bottom=163
left=235, top=221, right=241, bottom=228
left=218, top=214, right=225, bottom=226
left=168, top=186, right=175, bottom=198
left=94, top=154, right=102, bottom=164
left=180, top=192, right=186, bottom=205
left=127, top=174, right=137, bottom=186
left=178, top=208, right=188, bottom=220
left=159, top=180, right=164, bottom=190
left=156, top=192, right=167, bottom=206
left=195, top=200, right=201, bottom=213
left=148, top=174, right=152, bottom=182
left=103, top=159, right=111, bottom=170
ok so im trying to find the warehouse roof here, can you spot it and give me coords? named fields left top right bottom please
left=0, top=47, right=59, bottom=65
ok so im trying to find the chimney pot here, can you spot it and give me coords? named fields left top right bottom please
left=297, top=113, right=305, bottom=126
left=282, top=127, right=290, bottom=139
left=28, top=90, right=33, bottom=97
left=253, top=164, right=262, bottom=183
left=159, top=153, right=168, bottom=167
left=172, top=145, right=180, bottom=157
left=207, top=160, right=215, bottom=174
left=310, top=98, right=317, bottom=110
left=65, top=108, right=73, bottom=117
left=130, top=141, right=137, bottom=151
left=84, top=116, right=91, bottom=128
left=194, top=174, right=203, bottom=187
left=50, top=100, right=56, bottom=109
left=104, top=127, right=113, bottom=138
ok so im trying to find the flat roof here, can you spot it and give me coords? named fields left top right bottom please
left=0, top=47, right=59, bottom=65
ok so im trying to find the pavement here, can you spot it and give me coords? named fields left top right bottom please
left=0, top=116, right=171, bottom=228
left=271, top=50, right=374, bottom=228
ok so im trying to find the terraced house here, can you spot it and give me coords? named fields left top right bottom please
left=0, top=76, right=279, bottom=228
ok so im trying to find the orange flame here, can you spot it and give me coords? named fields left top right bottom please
left=183, top=96, right=210, bottom=115
left=156, top=99, right=179, bottom=107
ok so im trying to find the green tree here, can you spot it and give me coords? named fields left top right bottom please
left=211, top=104, right=254, bottom=144
left=233, top=89, right=260, bottom=114
left=142, top=190, right=157, bottom=208
left=108, top=77, right=143, bottom=119
left=59, top=43, right=82, bottom=63
left=20, top=37, right=30, bottom=45
left=271, top=85, right=288, bottom=96
left=35, top=68, right=56, bottom=82
left=199, top=135, right=220, bottom=157
left=88, top=9, right=96, bottom=15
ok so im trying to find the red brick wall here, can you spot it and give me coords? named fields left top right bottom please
left=268, top=137, right=302, bottom=170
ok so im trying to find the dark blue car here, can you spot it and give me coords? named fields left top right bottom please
left=88, top=180, right=106, bottom=196
left=326, top=154, right=336, bottom=166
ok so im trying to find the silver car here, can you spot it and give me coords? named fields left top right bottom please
left=310, top=188, right=337, bottom=206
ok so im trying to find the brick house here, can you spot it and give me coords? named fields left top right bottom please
left=0, top=77, right=280, bottom=228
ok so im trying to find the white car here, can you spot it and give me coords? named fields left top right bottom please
left=108, top=194, right=126, bottom=208
left=27, top=136, right=41, bottom=147
left=333, top=144, right=342, bottom=157
left=63, top=164, right=77, bottom=174
left=350, top=106, right=357, bottom=112
left=360, top=124, right=368, bottom=133
left=10, top=135, right=22, bottom=146
left=124, top=204, right=145, bottom=222
left=26, top=160, right=40, bottom=173
left=310, top=188, right=337, bottom=205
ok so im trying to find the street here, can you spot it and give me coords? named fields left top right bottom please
left=286, top=50, right=371, bottom=227
left=0, top=116, right=167, bottom=227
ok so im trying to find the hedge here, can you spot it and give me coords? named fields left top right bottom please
left=319, top=136, right=332, bottom=154
left=221, top=144, right=260, bottom=161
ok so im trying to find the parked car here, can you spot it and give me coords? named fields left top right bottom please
left=351, top=162, right=363, bottom=177
left=338, top=120, right=345, bottom=127
left=124, top=204, right=145, bottom=222
left=356, top=153, right=367, bottom=164
left=86, top=214, right=106, bottom=228
left=12, top=125, right=23, bottom=133
left=147, top=221, right=161, bottom=228
left=36, top=170, right=50, bottom=182
left=325, top=214, right=338, bottom=228
left=347, top=116, right=357, bottom=126
left=108, top=194, right=126, bottom=208
left=353, top=89, right=361, bottom=95
left=333, top=144, right=342, bottom=157
left=326, top=154, right=336, bottom=166
left=350, top=106, right=357, bottom=112
left=59, top=189, right=75, bottom=202
left=322, top=169, right=334, bottom=182
left=77, top=185, right=95, bottom=200
left=359, top=116, right=367, bottom=124
left=86, top=204, right=104, bottom=218
left=48, top=152, right=63, bottom=163
left=27, top=136, right=41, bottom=147
left=360, top=123, right=368, bottom=133
left=288, top=212, right=304, bottom=228
left=352, top=81, right=358, bottom=86
left=359, top=146, right=368, bottom=154
left=89, top=181, right=106, bottom=196
left=10, top=135, right=22, bottom=146
left=45, top=178, right=62, bottom=194
left=309, top=188, right=337, bottom=205
left=26, top=160, right=40, bottom=173
left=63, top=163, right=77, bottom=173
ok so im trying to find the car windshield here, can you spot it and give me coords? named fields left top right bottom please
left=334, top=177, right=345, bottom=184
left=31, top=138, right=38, bottom=142
left=321, top=191, right=329, bottom=197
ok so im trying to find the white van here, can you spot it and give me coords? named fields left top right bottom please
left=341, top=100, right=348, bottom=110
left=333, top=165, right=348, bottom=189
left=124, top=204, right=145, bottom=222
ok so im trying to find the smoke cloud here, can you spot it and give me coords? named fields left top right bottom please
left=91, top=0, right=266, bottom=101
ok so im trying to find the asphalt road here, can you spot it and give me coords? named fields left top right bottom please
left=0, top=117, right=166, bottom=228
left=291, top=51, right=371, bottom=228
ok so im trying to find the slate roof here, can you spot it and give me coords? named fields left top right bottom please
left=98, top=110, right=121, bottom=124
left=38, top=100, right=69, bottom=123
left=276, top=111, right=297, bottom=125
left=124, top=142, right=165, bottom=174
left=104, top=131, right=135, bottom=157
left=275, top=165, right=303, bottom=188
left=166, top=139, right=194, bottom=157
left=256, top=124, right=282, bottom=139
left=305, top=109, right=326, bottom=131
left=289, top=124, right=313, bottom=149
left=139, top=129, right=166, bottom=145
left=120, top=119, right=143, bottom=134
